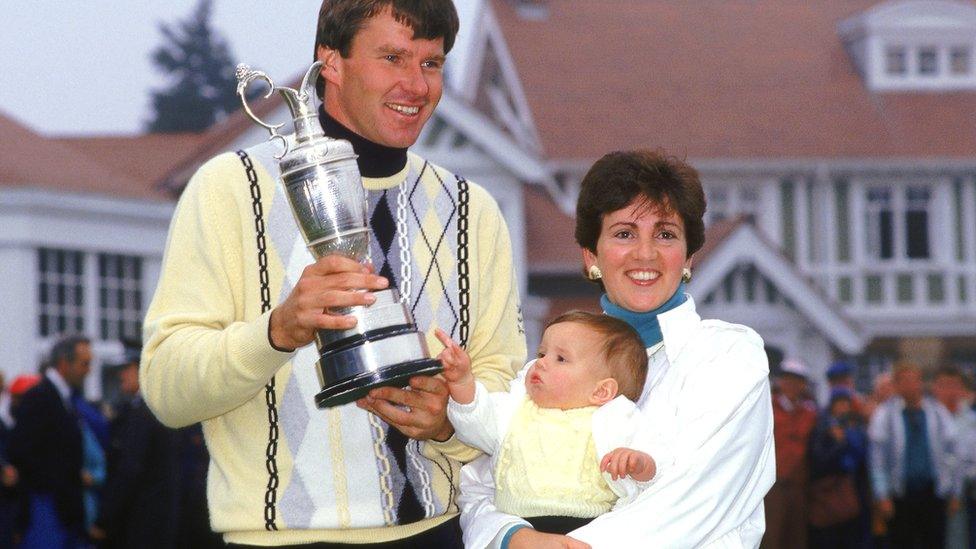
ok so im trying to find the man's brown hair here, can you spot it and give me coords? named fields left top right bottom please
left=546, top=311, right=648, bottom=401
left=313, top=0, right=460, bottom=99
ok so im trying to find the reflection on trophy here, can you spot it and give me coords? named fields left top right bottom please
left=236, top=61, right=442, bottom=408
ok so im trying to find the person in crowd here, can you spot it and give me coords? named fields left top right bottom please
left=869, top=361, right=961, bottom=549
left=440, top=312, right=655, bottom=537
left=808, top=387, right=869, bottom=548
left=92, top=343, right=181, bottom=548
left=932, top=365, right=976, bottom=549
left=139, top=1, right=524, bottom=546
left=827, top=361, right=870, bottom=421
left=763, top=358, right=818, bottom=549
left=72, top=388, right=109, bottom=539
left=458, top=149, right=775, bottom=548
left=8, top=336, right=92, bottom=548
left=0, top=372, right=21, bottom=548
left=176, top=423, right=224, bottom=549
left=864, top=371, right=894, bottom=419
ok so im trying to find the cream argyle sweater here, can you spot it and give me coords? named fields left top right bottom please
left=141, top=141, right=525, bottom=545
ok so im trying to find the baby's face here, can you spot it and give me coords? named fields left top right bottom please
left=525, top=321, right=606, bottom=410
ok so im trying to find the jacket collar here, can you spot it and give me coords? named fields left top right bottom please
left=657, top=294, right=700, bottom=366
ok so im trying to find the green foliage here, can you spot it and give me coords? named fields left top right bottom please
left=146, top=0, right=239, bottom=133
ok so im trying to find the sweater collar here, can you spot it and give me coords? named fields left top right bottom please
left=601, top=282, right=688, bottom=348
left=318, top=106, right=408, bottom=178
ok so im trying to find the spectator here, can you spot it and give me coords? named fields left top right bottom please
left=808, top=388, right=869, bottom=548
left=8, top=336, right=92, bottom=548
left=864, top=371, right=894, bottom=419
left=932, top=366, right=976, bottom=549
left=869, top=361, right=961, bottom=549
left=827, top=361, right=870, bottom=421
left=92, top=343, right=180, bottom=548
left=0, top=372, right=22, bottom=547
left=763, top=358, right=818, bottom=549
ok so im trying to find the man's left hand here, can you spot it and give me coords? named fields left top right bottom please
left=357, top=375, right=454, bottom=441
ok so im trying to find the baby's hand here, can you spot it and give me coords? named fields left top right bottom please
left=435, top=328, right=475, bottom=404
left=600, top=447, right=656, bottom=482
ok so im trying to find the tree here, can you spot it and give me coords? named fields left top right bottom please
left=146, top=0, right=239, bottom=133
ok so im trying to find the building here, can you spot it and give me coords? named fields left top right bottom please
left=2, top=0, right=974, bottom=402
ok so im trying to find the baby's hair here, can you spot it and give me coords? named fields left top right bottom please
left=545, top=311, right=648, bottom=401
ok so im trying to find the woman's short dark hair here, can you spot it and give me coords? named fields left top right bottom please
left=313, top=0, right=460, bottom=99
left=575, top=149, right=706, bottom=259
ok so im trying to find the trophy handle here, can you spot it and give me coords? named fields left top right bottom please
left=235, top=64, right=289, bottom=157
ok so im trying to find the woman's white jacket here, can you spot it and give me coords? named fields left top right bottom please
left=458, top=295, right=776, bottom=549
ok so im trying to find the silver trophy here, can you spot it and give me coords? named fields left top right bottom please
left=236, top=61, right=441, bottom=408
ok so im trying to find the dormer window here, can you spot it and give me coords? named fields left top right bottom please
left=950, top=46, right=971, bottom=74
left=918, top=46, right=939, bottom=75
left=839, top=0, right=976, bottom=91
left=886, top=46, right=908, bottom=74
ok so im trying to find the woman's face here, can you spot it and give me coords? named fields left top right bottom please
left=583, top=198, right=691, bottom=313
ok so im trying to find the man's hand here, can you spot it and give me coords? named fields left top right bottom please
left=81, top=469, right=94, bottom=488
left=509, top=528, right=591, bottom=549
left=600, top=447, right=656, bottom=482
left=89, top=525, right=107, bottom=541
left=357, top=375, right=453, bottom=441
left=434, top=328, right=475, bottom=404
left=269, top=255, right=389, bottom=350
left=948, top=497, right=961, bottom=516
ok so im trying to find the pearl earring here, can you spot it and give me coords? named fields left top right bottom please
left=681, top=267, right=692, bottom=283
left=587, top=265, right=603, bottom=280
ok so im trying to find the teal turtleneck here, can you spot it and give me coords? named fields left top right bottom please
left=601, top=282, right=688, bottom=348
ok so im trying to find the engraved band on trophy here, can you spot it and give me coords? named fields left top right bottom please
left=235, top=61, right=442, bottom=408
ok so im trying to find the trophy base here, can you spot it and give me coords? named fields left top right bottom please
left=314, top=359, right=442, bottom=408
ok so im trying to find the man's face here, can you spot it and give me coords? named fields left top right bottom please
left=118, top=363, right=140, bottom=396
left=319, top=9, right=445, bottom=148
left=777, top=374, right=807, bottom=401
left=895, top=369, right=924, bottom=404
left=932, top=374, right=964, bottom=409
left=60, top=342, right=92, bottom=390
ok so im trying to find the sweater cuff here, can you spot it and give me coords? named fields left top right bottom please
left=230, top=309, right=296, bottom=380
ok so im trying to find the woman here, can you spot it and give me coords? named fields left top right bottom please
left=458, top=150, right=776, bottom=548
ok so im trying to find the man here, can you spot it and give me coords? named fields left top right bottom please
left=140, top=1, right=525, bottom=547
left=0, top=372, right=21, bottom=547
left=8, top=336, right=91, bottom=548
left=869, top=361, right=961, bottom=549
left=762, top=358, right=818, bottom=549
left=92, top=344, right=181, bottom=548
left=931, top=366, right=976, bottom=549
left=827, top=360, right=869, bottom=420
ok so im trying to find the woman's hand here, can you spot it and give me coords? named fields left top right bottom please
left=435, top=328, right=475, bottom=404
left=601, top=447, right=657, bottom=482
left=510, top=528, right=592, bottom=549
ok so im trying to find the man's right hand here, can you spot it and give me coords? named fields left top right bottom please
left=510, top=528, right=592, bottom=549
left=269, top=255, right=389, bottom=351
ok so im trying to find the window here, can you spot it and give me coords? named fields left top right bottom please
left=886, top=45, right=908, bottom=75
left=866, top=187, right=894, bottom=260
left=38, top=248, right=86, bottom=336
left=918, top=46, right=939, bottom=75
left=708, top=188, right=729, bottom=223
left=950, top=46, right=971, bottom=75
left=905, top=186, right=930, bottom=259
left=98, top=254, right=144, bottom=341
left=865, top=185, right=932, bottom=261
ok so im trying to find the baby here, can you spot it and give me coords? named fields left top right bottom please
left=436, top=310, right=656, bottom=535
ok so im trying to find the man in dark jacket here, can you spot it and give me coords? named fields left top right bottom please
left=9, top=336, right=91, bottom=548
left=92, top=345, right=181, bottom=549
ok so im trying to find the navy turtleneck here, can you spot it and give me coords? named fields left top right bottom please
left=601, top=282, right=688, bottom=348
left=318, top=105, right=408, bottom=178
